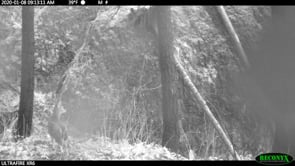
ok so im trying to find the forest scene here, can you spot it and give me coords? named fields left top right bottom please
left=0, top=6, right=295, bottom=160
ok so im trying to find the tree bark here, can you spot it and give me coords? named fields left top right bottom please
left=173, top=48, right=240, bottom=159
left=216, top=6, right=250, bottom=70
left=154, top=6, right=180, bottom=152
left=16, top=6, right=35, bottom=138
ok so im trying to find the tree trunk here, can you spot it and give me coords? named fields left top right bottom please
left=154, top=6, right=179, bottom=152
left=16, top=6, right=35, bottom=138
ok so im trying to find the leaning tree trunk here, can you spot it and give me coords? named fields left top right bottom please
left=16, top=6, right=35, bottom=139
left=154, top=6, right=180, bottom=152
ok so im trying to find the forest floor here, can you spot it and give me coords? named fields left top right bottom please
left=0, top=92, right=254, bottom=160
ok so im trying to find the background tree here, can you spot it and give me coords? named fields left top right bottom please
left=154, top=6, right=180, bottom=152
left=16, top=6, right=35, bottom=138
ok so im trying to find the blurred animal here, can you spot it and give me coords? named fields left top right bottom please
left=48, top=101, right=68, bottom=151
left=128, top=7, right=158, bottom=37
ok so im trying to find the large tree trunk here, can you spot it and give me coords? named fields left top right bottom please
left=16, top=6, right=35, bottom=138
left=242, top=6, right=295, bottom=156
left=268, top=6, right=295, bottom=156
left=154, top=6, right=179, bottom=152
